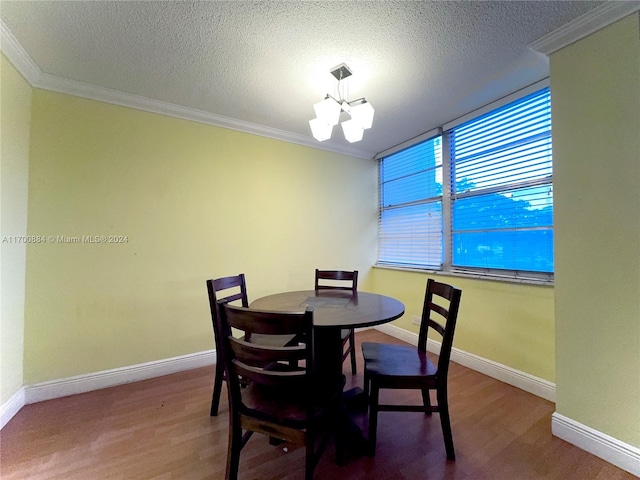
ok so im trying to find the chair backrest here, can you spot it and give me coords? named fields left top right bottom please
left=417, top=278, right=462, bottom=379
left=315, top=269, right=358, bottom=293
left=206, top=274, right=249, bottom=348
left=217, top=303, right=314, bottom=407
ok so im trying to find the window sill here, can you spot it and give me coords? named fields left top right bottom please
left=373, top=264, right=554, bottom=287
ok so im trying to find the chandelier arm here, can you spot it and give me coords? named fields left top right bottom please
left=347, top=97, right=367, bottom=106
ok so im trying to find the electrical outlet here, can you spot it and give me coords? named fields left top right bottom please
left=412, top=315, right=421, bottom=326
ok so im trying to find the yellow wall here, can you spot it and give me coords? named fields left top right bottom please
left=551, top=14, right=640, bottom=447
left=0, top=55, right=31, bottom=404
left=20, top=87, right=558, bottom=390
left=24, top=89, right=378, bottom=383
left=371, top=268, right=555, bottom=381
left=11, top=83, right=558, bottom=396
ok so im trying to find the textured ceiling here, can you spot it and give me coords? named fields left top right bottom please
left=1, top=1, right=608, bottom=158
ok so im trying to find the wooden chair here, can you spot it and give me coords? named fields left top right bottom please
left=314, top=269, right=358, bottom=375
left=361, top=278, right=462, bottom=459
left=217, top=303, right=345, bottom=480
left=205, top=274, right=296, bottom=416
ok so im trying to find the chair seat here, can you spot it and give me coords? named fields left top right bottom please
left=362, top=342, right=438, bottom=382
left=241, top=375, right=346, bottom=428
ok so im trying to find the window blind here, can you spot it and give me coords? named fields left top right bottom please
left=449, top=88, right=553, bottom=274
left=378, top=137, right=443, bottom=268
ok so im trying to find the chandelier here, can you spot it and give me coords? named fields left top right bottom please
left=309, top=63, right=374, bottom=143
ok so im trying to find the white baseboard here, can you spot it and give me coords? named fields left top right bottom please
left=1, top=388, right=26, bottom=429
left=24, top=349, right=216, bottom=405
left=552, top=413, right=640, bottom=477
left=375, top=324, right=640, bottom=476
left=374, top=323, right=556, bottom=402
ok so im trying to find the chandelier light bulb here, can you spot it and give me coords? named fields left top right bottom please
left=341, top=119, right=365, bottom=143
left=349, top=101, right=375, bottom=129
left=309, top=118, right=333, bottom=141
left=313, top=97, right=341, bottom=126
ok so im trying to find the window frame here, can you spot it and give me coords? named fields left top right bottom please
left=375, top=80, right=554, bottom=285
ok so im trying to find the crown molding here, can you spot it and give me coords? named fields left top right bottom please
left=0, top=19, right=41, bottom=84
left=37, top=73, right=375, bottom=159
left=530, top=1, right=640, bottom=55
left=1, top=19, right=373, bottom=160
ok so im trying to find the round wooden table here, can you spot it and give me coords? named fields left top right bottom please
left=251, top=290, right=404, bottom=327
left=251, top=290, right=405, bottom=380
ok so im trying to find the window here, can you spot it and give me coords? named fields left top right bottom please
left=378, top=137, right=443, bottom=268
left=377, top=86, right=553, bottom=283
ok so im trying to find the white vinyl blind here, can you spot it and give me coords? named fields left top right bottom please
left=449, top=87, right=553, bottom=274
left=378, top=137, right=443, bottom=268
left=376, top=85, right=554, bottom=282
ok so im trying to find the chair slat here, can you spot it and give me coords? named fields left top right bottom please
left=230, top=337, right=307, bottom=366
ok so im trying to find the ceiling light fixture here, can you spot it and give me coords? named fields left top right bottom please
left=309, top=63, right=374, bottom=143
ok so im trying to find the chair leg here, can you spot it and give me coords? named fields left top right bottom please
left=226, top=422, right=242, bottom=480
left=334, top=404, right=346, bottom=466
left=421, top=388, right=432, bottom=416
left=363, top=370, right=370, bottom=397
left=437, top=387, right=455, bottom=461
left=349, top=330, right=357, bottom=375
left=210, top=361, right=225, bottom=416
left=367, top=382, right=380, bottom=457
left=305, top=429, right=315, bottom=480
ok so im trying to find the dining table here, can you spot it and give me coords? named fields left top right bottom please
left=250, top=289, right=405, bottom=456
left=250, top=289, right=405, bottom=379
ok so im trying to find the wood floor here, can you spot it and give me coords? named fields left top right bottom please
left=1, top=330, right=635, bottom=480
